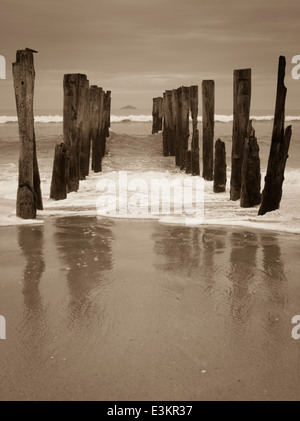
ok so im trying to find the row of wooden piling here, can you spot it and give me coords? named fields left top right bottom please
left=152, top=83, right=225, bottom=191
left=13, top=49, right=111, bottom=218
left=50, top=77, right=111, bottom=200
left=152, top=56, right=292, bottom=216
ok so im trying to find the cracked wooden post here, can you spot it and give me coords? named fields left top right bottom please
left=213, top=139, right=226, bottom=193
left=90, top=86, right=103, bottom=173
left=50, top=143, right=69, bottom=200
left=178, top=86, right=190, bottom=170
left=230, top=69, right=251, bottom=200
left=202, top=80, right=214, bottom=180
left=166, top=90, right=175, bottom=156
left=240, top=121, right=261, bottom=208
left=162, top=92, right=169, bottom=156
left=258, top=56, right=292, bottom=216
left=152, top=98, right=159, bottom=134
left=158, top=97, right=163, bottom=132
left=190, top=85, right=199, bottom=176
left=79, top=77, right=90, bottom=180
left=12, top=49, right=43, bottom=219
left=186, top=150, right=192, bottom=174
left=63, top=73, right=87, bottom=192
left=102, top=90, right=111, bottom=157
left=172, top=89, right=180, bottom=166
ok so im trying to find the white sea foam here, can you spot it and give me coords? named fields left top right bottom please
left=1, top=165, right=298, bottom=233
left=1, top=114, right=300, bottom=124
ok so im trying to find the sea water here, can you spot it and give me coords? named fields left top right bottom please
left=0, top=110, right=299, bottom=232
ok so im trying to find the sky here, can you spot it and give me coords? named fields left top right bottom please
left=0, top=0, right=300, bottom=113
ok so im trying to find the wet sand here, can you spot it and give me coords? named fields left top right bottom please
left=0, top=217, right=300, bottom=401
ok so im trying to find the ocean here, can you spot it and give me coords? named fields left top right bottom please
left=0, top=109, right=299, bottom=233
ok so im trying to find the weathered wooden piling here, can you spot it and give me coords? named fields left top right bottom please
left=158, top=97, right=163, bottom=132
left=258, top=56, right=292, bottom=216
left=202, top=80, right=215, bottom=180
left=12, top=49, right=43, bottom=219
left=186, top=150, right=192, bottom=174
left=152, top=97, right=163, bottom=134
left=90, top=85, right=103, bottom=173
left=240, top=121, right=261, bottom=208
left=171, top=89, right=180, bottom=166
left=213, top=139, right=226, bottom=193
left=152, top=98, right=159, bottom=134
left=162, top=93, right=169, bottom=156
left=166, top=90, right=175, bottom=156
left=190, top=85, right=199, bottom=176
left=178, top=86, right=190, bottom=170
left=50, top=143, right=69, bottom=200
left=63, top=73, right=88, bottom=192
left=79, top=77, right=90, bottom=180
left=230, top=69, right=251, bottom=200
left=102, top=90, right=111, bottom=157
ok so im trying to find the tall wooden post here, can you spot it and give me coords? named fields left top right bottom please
left=90, top=85, right=103, bottom=173
left=202, top=80, right=214, bottom=180
left=230, top=69, right=251, bottom=200
left=79, top=77, right=90, bottom=180
left=162, top=92, right=169, bottom=156
left=166, top=90, right=175, bottom=156
left=240, top=121, right=261, bottom=208
left=190, top=85, right=199, bottom=176
left=63, top=73, right=88, bottom=192
left=158, top=97, right=163, bottom=131
left=258, top=56, right=292, bottom=216
left=172, top=89, right=180, bottom=166
left=152, top=98, right=159, bottom=134
left=12, top=49, right=43, bottom=219
left=213, top=139, right=226, bottom=193
left=102, top=90, right=111, bottom=157
left=178, top=86, right=190, bottom=170
left=50, top=143, right=69, bottom=200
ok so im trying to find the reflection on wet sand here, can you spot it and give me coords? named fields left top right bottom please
left=54, top=217, right=113, bottom=327
left=17, top=225, right=47, bottom=362
left=228, top=231, right=258, bottom=324
left=1, top=219, right=300, bottom=400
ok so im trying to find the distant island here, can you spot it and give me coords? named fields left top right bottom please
left=120, top=105, right=137, bottom=110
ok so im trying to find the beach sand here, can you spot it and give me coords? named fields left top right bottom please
left=0, top=217, right=300, bottom=401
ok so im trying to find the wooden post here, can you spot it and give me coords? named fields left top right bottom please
left=63, top=73, right=88, bottom=192
left=172, top=89, right=180, bottom=166
left=240, top=121, right=261, bottom=208
left=186, top=150, right=192, bottom=174
left=102, top=90, right=111, bottom=157
left=50, top=143, right=69, bottom=200
left=258, top=56, right=292, bottom=216
left=213, top=139, right=226, bottom=193
left=178, top=86, right=190, bottom=170
left=158, top=97, right=163, bottom=131
left=162, top=92, right=169, bottom=156
left=166, top=90, right=175, bottom=156
left=230, top=69, right=251, bottom=200
left=79, top=77, right=90, bottom=180
left=202, top=80, right=214, bottom=180
left=12, top=49, right=43, bottom=219
left=190, top=85, right=199, bottom=176
left=152, top=98, right=159, bottom=134
left=90, top=85, right=103, bottom=173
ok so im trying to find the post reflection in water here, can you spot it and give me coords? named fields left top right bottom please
left=228, top=231, right=258, bottom=324
left=17, top=225, right=46, bottom=358
left=260, top=233, right=288, bottom=351
left=54, top=217, right=114, bottom=328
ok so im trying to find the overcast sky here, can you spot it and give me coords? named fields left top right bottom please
left=0, top=0, right=300, bottom=113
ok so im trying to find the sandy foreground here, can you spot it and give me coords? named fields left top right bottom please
left=0, top=216, right=300, bottom=401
